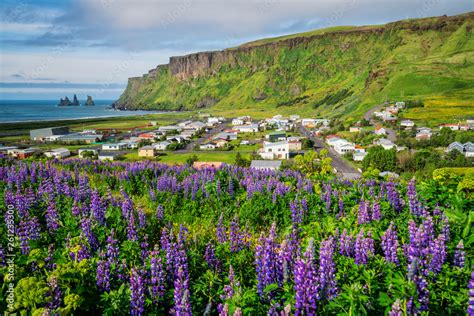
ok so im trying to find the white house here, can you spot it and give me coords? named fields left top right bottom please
left=213, top=132, right=238, bottom=141
left=102, top=142, right=127, bottom=151
left=122, top=139, right=139, bottom=149
left=374, top=126, right=387, bottom=135
left=326, top=136, right=342, bottom=146
left=301, top=118, right=316, bottom=127
left=159, top=125, right=182, bottom=133
left=234, top=124, right=259, bottom=133
left=186, top=121, right=207, bottom=130
left=333, top=140, right=355, bottom=155
left=153, top=141, right=171, bottom=151
left=376, top=138, right=396, bottom=150
left=447, top=142, right=474, bottom=157
left=260, top=141, right=289, bottom=160
left=232, top=118, right=245, bottom=126
left=98, top=152, right=122, bottom=161
left=250, top=160, right=282, bottom=171
left=353, top=151, right=368, bottom=161
left=400, top=120, right=415, bottom=128
left=200, top=142, right=217, bottom=150
left=44, top=148, right=70, bottom=159
left=178, top=120, right=193, bottom=128
left=440, top=124, right=459, bottom=131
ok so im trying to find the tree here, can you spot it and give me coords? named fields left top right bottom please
left=362, top=146, right=397, bottom=172
left=81, top=150, right=96, bottom=159
left=234, top=152, right=250, bottom=167
left=186, top=154, right=198, bottom=166
left=302, top=138, right=314, bottom=150
left=294, top=149, right=333, bottom=178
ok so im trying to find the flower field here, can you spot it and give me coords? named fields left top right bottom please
left=0, top=157, right=472, bottom=315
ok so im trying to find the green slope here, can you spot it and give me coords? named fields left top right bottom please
left=116, top=12, right=474, bottom=120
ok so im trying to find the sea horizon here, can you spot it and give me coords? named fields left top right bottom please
left=0, top=99, right=162, bottom=124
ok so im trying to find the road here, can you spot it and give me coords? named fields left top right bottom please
left=363, top=102, right=397, bottom=142
left=176, top=122, right=228, bottom=153
left=298, top=124, right=360, bottom=179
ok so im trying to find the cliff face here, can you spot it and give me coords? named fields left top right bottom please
left=116, top=12, right=474, bottom=118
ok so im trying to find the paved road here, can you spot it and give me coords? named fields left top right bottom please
left=176, top=122, right=228, bottom=153
left=363, top=102, right=397, bottom=142
left=298, top=124, right=360, bottom=178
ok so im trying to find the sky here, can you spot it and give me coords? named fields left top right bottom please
left=0, top=0, right=472, bottom=100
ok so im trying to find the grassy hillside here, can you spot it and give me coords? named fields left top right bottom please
left=117, top=13, right=474, bottom=120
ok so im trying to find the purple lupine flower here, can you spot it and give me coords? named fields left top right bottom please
left=127, top=210, right=138, bottom=242
left=106, top=230, right=119, bottom=263
left=357, top=201, right=371, bottom=225
left=149, top=246, right=166, bottom=302
left=337, top=198, right=344, bottom=218
left=407, top=178, right=419, bottom=215
left=381, top=222, right=399, bottom=265
left=222, top=265, right=239, bottom=301
left=90, top=189, right=106, bottom=225
left=318, top=236, right=337, bottom=300
left=0, top=244, right=5, bottom=267
left=389, top=299, right=402, bottom=316
left=229, top=215, right=243, bottom=252
left=429, top=233, right=446, bottom=274
left=227, top=178, right=234, bottom=198
left=338, top=229, right=353, bottom=257
left=414, top=275, right=429, bottom=312
left=71, top=200, right=81, bottom=217
left=204, top=242, right=220, bottom=271
left=294, top=239, right=318, bottom=315
left=454, top=240, right=465, bottom=268
left=45, top=200, right=60, bottom=233
left=45, top=244, right=56, bottom=270
left=468, top=269, right=474, bottom=315
left=130, top=268, right=146, bottom=316
left=97, top=250, right=111, bottom=291
left=354, top=230, right=373, bottom=265
left=290, top=200, right=303, bottom=225
left=117, top=259, right=128, bottom=282
left=156, top=205, right=164, bottom=221
left=17, top=219, right=30, bottom=255
left=140, top=235, right=150, bottom=262
left=255, top=223, right=279, bottom=297
left=216, top=213, right=227, bottom=243
left=441, top=215, right=450, bottom=242
left=46, top=276, right=61, bottom=311
left=80, top=216, right=99, bottom=251
left=173, top=266, right=192, bottom=315
left=372, top=201, right=381, bottom=221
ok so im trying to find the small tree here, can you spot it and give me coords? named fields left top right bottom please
left=186, top=154, right=198, bottom=166
left=294, top=149, right=333, bottom=178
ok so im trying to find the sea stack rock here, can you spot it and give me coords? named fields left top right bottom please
left=72, top=94, right=80, bottom=106
left=58, top=96, right=72, bottom=106
left=85, top=95, right=95, bottom=106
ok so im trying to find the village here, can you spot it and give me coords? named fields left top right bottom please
left=1, top=101, right=473, bottom=177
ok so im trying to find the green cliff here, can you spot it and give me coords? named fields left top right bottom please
left=116, top=12, right=474, bottom=120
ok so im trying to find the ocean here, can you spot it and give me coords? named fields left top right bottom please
left=0, top=100, right=161, bottom=123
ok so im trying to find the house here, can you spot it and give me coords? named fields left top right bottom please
left=325, top=135, right=341, bottom=146
left=138, top=146, right=156, bottom=158
left=200, top=142, right=217, bottom=150
left=159, top=125, right=182, bottom=133
left=460, top=125, right=471, bottom=131
left=122, top=140, right=139, bottom=149
left=250, top=160, right=282, bottom=171
left=417, top=127, right=432, bottom=134
left=301, top=118, right=316, bottom=128
left=232, top=118, right=244, bottom=126
left=98, top=152, right=122, bottom=161
left=267, top=131, right=286, bottom=142
left=240, top=140, right=250, bottom=145
left=153, top=141, right=171, bottom=151
left=187, top=121, right=207, bottom=130
left=374, top=126, right=387, bottom=135
left=400, top=120, right=415, bottom=128
left=193, top=162, right=223, bottom=169
left=467, top=117, right=474, bottom=125
left=166, top=136, right=185, bottom=143
left=416, top=132, right=431, bottom=141
left=234, top=124, right=259, bottom=133
left=353, top=151, right=368, bottom=161
left=440, top=124, right=459, bottom=131
left=333, top=140, right=355, bottom=155
left=382, top=114, right=397, bottom=123
left=213, top=132, right=238, bottom=141
left=207, top=117, right=221, bottom=125
left=78, top=147, right=99, bottom=158
left=8, top=147, right=40, bottom=159
left=44, top=148, right=70, bottom=159
left=290, top=115, right=300, bottom=121
left=57, top=133, right=103, bottom=144
left=386, top=106, right=399, bottom=114
left=260, top=141, right=289, bottom=160
left=178, top=120, right=193, bottom=128
left=138, top=133, right=156, bottom=140
left=30, top=126, right=70, bottom=141
left=349, top=127, right=362, bottom=133
left=102, top=142, right=127, bottom=151
left=375, top=138, right=396, bottom=150
left=0, top=146, right=18, bottom=153
left=288, top=139, right=302, bottom=151
left=447, top=142, right=474, bottom=158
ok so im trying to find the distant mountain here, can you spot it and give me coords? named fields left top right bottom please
left=116, top=12, right=474, bottom=120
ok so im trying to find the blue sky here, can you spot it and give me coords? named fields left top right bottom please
left=0, top=0, right=472, bottom=100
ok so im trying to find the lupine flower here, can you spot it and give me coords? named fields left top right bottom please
left=222, top=265, right=239, bottom=301
left=149, top=246, right=166, bottom=302
left=354, top=230, right=373, bottom=265
left=156, top=205, right=164, bottom=220
left=130, top=268, right=146, bottom=316
left=0, top=244, right=5, bottom=267
left=255, top=223, right=279, bottom=297
left=414, top=275, right=429, bottom=312
left=357, top=201, right=371, bottom=224
left=80, top=216, right=99, bottom=251
left=216, top=213, right=227, bottom=243
left=96, top=251, right=111, bottom=291
left=90, top=189, right=106, bottom=225
left=429, top=233, right=446, bottom=274
left=45, top=244, right=56, bottom=270
left=381, top=222, right=399, bottom=265
left=338, top=229, right=353, bottom=257
left=389, top=299, right=402, bottom=316
left=468, top=269, right=474, bottom=315
left=204, top=242, right=220, bottom=271
left=372, top=201, right=381, bottom=221
left=229, top=215, right=244, bottom=252
left=294, top=239, right=318, bottom=315
left=454, top=240, right=465, bottom=268
left=441, top=215, right=450, bottom=242
left=318, top=236, right=337, bottom=300
left=45, top=200, right=60, bottom=233
left=46, top=276, right=61, bottom=312
left=290, top=200, right=303, bottom=225
left=173, top=266, right=192, bottom=315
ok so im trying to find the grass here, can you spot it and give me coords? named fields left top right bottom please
left=157, top=152, right=251, bottom=165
